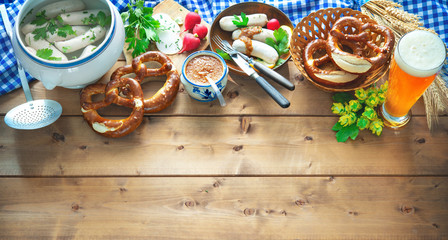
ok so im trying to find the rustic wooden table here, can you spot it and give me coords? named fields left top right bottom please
left=1, top=52, right=447, bottom=239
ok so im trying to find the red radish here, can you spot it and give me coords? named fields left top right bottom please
left=184, top=11, right=202, bottom=32
left=267, top=18, right=280, bottom=30
left=192, top=24, right=208, bottom=40
left=178, top=33, right=201, bottom=53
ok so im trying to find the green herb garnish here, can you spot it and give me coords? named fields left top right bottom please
left=31, top=10, right=48, bottom=26
left=216, top=49, right=231, bottom=60
left=36, top=48, right=62, bottom=61
left=90, top=30, right=96, bottom=41
left=232, top=12, right=248, bottom=28
left=121, top=0, right=160, bottom=57
left=96, top=11, right=110, bottom=28
left=62, top=46, right=71, bottom=53
left=331, top=82, right=388, bottom=142
left=57, top=25, right=76, bottom=38
left=265, top=28, right=289, bottom=56
left=274, top=58, right=286, bottom=67
left=21, top=8, right=34, bottom=25
left=31, top=11, right=76, bottom=41
left=82, top=11, right=111, bottom=27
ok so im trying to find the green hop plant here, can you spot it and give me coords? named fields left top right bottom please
left=331, top=81, right=388, bottom=142
left=355, top=88, right=368, bottom=101
left=369, top=119, right=384, bottom=136
left=339, top=112, right=357, bottom=127
left=362, top=106, right=377, bottom=120
left=344, top=103, right=352, bottom=113
left=365, top=94, right=380, bottom=107
left=377, top=92, right=386, bottom=103
left=380, top=81, right=388, bottom=93
left=331, top=102, right=345, bottom=115
left=357, top=116, right=370, bottom=130
left=349, top=100, right=363, bottom=112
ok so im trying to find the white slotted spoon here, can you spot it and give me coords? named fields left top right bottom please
left=1, top=5, right=62, bottom=130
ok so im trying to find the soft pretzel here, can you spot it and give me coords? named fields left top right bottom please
left=327, top=17, right=394, bottom=74
left=80, top=51, right=180, bottom=138
left=111, top=51, right=180, bottom=113
left=80, top=78, right=144, bottom=138
left=304, top=39, right=360, bottom=85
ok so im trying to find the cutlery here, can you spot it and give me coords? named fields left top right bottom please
left=220, top=41, right=294, bottom=91
left=213, top=35, right=290, bottom=108
left=1, top=4, right=62, bottom=130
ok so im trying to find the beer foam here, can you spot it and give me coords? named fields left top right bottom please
left=396, top=30, right=446, bottom=77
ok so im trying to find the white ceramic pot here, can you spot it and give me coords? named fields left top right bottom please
left=11, top=0, right=125, bottom=89
left=181, top=51, right=229, bottom=102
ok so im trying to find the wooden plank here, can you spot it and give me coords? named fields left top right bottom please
left=0, top=177, right=446, bottom=239
left=0, top=60, right=428, bottom=116
left=1, top=116, right=446, bottom=177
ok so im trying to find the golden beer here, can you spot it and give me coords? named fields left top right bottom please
left=381, top=30, right=446, bottom=128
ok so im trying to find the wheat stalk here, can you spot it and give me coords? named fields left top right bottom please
left=361, top=0, right=448, bottom=130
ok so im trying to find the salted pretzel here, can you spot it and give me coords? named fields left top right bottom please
left=327, top=16, right=395, bottom=74
left=304, top=39, right=361, bottom=85
left=80, top=51, right=180, bottom=138
left=111, top=51, right=180, bottom=113
left=80, top=77, right=144, bottom=138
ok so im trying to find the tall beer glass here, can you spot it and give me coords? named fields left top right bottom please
left=381, top=30, right=446, bottom=129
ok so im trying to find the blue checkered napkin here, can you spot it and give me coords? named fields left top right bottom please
left=399, top=0, right=448, bottom=79
left=158, top=0, right=355, bottom=25
left=0, top=0, right=28, bottom=96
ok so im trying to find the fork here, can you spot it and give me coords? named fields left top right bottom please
left=213, top=36, right=290, bottom=108
left=213, top=35, right=295, bottom=90
left=213, top=35, right=240, bottom=58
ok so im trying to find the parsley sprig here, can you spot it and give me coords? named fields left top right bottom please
left=215, top=49, right=231, bottom=60
left=36, top=48, right=62, bottom=61
left=31, top=10, right=76, bottom=41
left=232, top=12, right=249, bottom=28
left=265, top=28, right=289, bottom=56
left=81, top=11, right=111, bottom=27
left=121, top=0, right=160, bottom=57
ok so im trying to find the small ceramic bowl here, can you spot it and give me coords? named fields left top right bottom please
left=181, top=50, right=229, bottom=102
left=11, top=0, right=125, bottom=90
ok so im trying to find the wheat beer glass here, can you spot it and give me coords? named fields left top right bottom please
left=381, top=30, right=446, bottom=128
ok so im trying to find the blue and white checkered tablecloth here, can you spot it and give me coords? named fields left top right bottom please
left=0, top=0, right=447, bottom=96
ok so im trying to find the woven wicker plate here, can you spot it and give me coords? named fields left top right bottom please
left=290, top=8, right=391, bottom=92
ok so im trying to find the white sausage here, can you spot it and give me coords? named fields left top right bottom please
left=232, top=39, right=278, bottom=65
left=21, top=22, right=39, bottom=35
left=25, top=33, right=68, bottom=61
left=232, top=28, right=275, bottom=42
left=46, top=26, right=90, bottom=43
left=60, top=9, right=110, bottom=26
left=54, top=25, right=106, bottom=53
left=36, top=0, right=86, bottom=18
left=219, top=14, right=268, bottom=32
left=21, top=0, right=86, bottom=34
left=26, top=47, right=37, bottom=56
left=79, top=45, right=97, bottom=58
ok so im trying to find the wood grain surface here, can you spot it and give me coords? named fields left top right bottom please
left=0, top=60, right=427, bottom=116
left=1, top=177, right=446, bottom=239
left=0, top=116, right=447, bottom=177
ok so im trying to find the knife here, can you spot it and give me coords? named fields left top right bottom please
left=230, top=53, right=290, bottom=108
left=237, top=53, right=295, bottom=91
